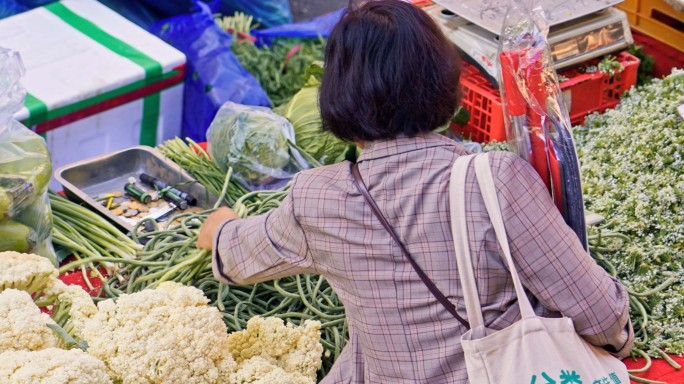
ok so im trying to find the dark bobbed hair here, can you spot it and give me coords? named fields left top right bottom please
left=319, top=0, right=462, bottom=142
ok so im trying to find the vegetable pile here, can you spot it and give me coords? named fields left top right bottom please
left=0, top=251, right=324, bottom=384
left=217, top=13, right=327, bottom=108
left=575, top=69, right=684, bottom=360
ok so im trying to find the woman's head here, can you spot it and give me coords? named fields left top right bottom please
left=320, top=0, right=461, bottom=142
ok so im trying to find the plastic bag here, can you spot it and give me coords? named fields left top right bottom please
left=0, top=49, right=55, bottom=264
left=219, top=0, right=292, bottom=29
left=149, top=3, right=270, bottom=142
left=207, top=101, right=309, bottom=190
left=0, top=1, right=29, bottom=19
left=497, top=0, right=587, bottom=248
left=253, top=9, right=344, bottom=47
left=15, top=0, right=55, bottom=7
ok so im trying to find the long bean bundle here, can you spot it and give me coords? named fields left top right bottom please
left=50, top=191, right=142, bottom=290
left=157, top=138, right=249, bottom=206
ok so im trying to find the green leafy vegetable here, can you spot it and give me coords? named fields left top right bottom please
left=218, top=12, right=326, bottom=107
left=277, top=65, right=357, bottom=165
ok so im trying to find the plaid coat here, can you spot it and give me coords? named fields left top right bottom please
left=213, top=133, right=633, bottom=383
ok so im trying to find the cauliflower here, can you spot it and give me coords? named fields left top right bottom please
left=227, top=317, right=323, bottom=381
left=0, top=251, right=57, bottom=295
left=0, top=289, right=63, bottom=353
left=229, top=356, right=312, bottom=384
left=79, top=281, right=236, bottom=384
left=0, top=347, right=111, bottom=384
left=41, top=279, right=98, bottom=338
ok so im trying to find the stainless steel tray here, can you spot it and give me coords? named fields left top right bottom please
left=55, top=146, right=217, bottom=233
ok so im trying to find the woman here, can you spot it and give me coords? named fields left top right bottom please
left=197, top=1, right=633, bottom=382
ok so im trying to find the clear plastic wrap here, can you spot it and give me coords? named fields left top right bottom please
left=497, top=0, right=587, bottom=249
left=0, top=49, right=56, bottom=264
left=207, top=101, right=309, bottom=190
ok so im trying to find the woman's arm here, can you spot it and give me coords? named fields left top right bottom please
left=201, top=191, right=315, bottom=285
left=493, top=152, right=634, bottom=357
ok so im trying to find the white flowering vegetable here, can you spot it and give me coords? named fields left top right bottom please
left=0, top=251, right=58, bottom=295
left=79, top=281, right=236, bottom=384
left=0, top=289, right=62, bottom=353
left=227, top=316, right=323, bottom=382
left=575, top=69, right=684, bottom=355
left=0, top=347, right=111, bottom=384
left=229, top=356, right=312, bottom=384
left=39, top=279, right=98, bottom=339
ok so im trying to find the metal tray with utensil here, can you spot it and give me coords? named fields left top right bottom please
left=55, top=146, right=217, bottom=234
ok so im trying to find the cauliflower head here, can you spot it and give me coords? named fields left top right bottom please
left=0, top=289, right=63, bottom=353
left=227, top=317, right=323, bottom=381
left=80, top=281, right=236, bottom=384
left=41, top=279, right=98, bottom=338
left=229, top=356, right=312, bottom=384
left=0, top=347, right=111, bottom=384
left=0, top=251, right=57, bottom=295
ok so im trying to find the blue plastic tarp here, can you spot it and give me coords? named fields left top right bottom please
left=149, top=4, right=270, bottom=142
left=97, top=0, right=163, bottom=30
left=0, top=1, right=29, bottom=19
left=253, top=8, right=344, bottom=47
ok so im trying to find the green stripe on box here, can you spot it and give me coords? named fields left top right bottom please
left=25, top=93, right=48, bottom=123
left=45, top=2, right=162, bottom=80
left=44, top=1, right=163, bottom=145
left=22, top=70, right=179, bottom=127
left=140, top=93, right=161, bottom=146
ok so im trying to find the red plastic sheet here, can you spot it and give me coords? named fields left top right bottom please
left=625, top=355, right=684, bottom=383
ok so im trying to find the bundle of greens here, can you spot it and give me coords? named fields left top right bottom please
left=157, top=138, right=248, bottom=206
left=217, top=12, right=327, bottom=107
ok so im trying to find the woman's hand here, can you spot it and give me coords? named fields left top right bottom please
left=197, top=207, right=241, bottom=250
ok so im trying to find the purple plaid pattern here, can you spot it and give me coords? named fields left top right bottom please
left=213, top=133, right=633, bottom=383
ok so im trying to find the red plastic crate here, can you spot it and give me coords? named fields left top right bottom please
left=452, top=51, right=640, bottom=143
left=453, top=63, right=506, bottom=143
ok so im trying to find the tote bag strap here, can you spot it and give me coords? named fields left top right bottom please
left=449, top=153, right=536, bottom=330
left=449, top=154, right=485, bottom=328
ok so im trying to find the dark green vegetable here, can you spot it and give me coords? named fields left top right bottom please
left=229, top=36, right=326, bottom=107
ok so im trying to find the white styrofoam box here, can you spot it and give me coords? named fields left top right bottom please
left=45, top=84, right=183, bottom=190
left=0, top=0, right=187, bottom=190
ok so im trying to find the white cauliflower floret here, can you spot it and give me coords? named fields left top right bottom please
left=41, top=280, right=98, bottom=338
left=0, top=289, right=63, bottom=353
left=80, top=281, right=236, bottom=384
left=0, top=251, right=57, bottom=295
left=229, top=356, right=312, bottom=384
left=0, top=347, right=111, bottom=384
left=227, top=317, right=323, bottom=381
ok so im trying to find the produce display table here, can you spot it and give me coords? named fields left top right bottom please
left=58, top=268, right=684, bottom=383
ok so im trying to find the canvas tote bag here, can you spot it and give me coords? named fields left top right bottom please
left=449, top=153, right=629, bottom=384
